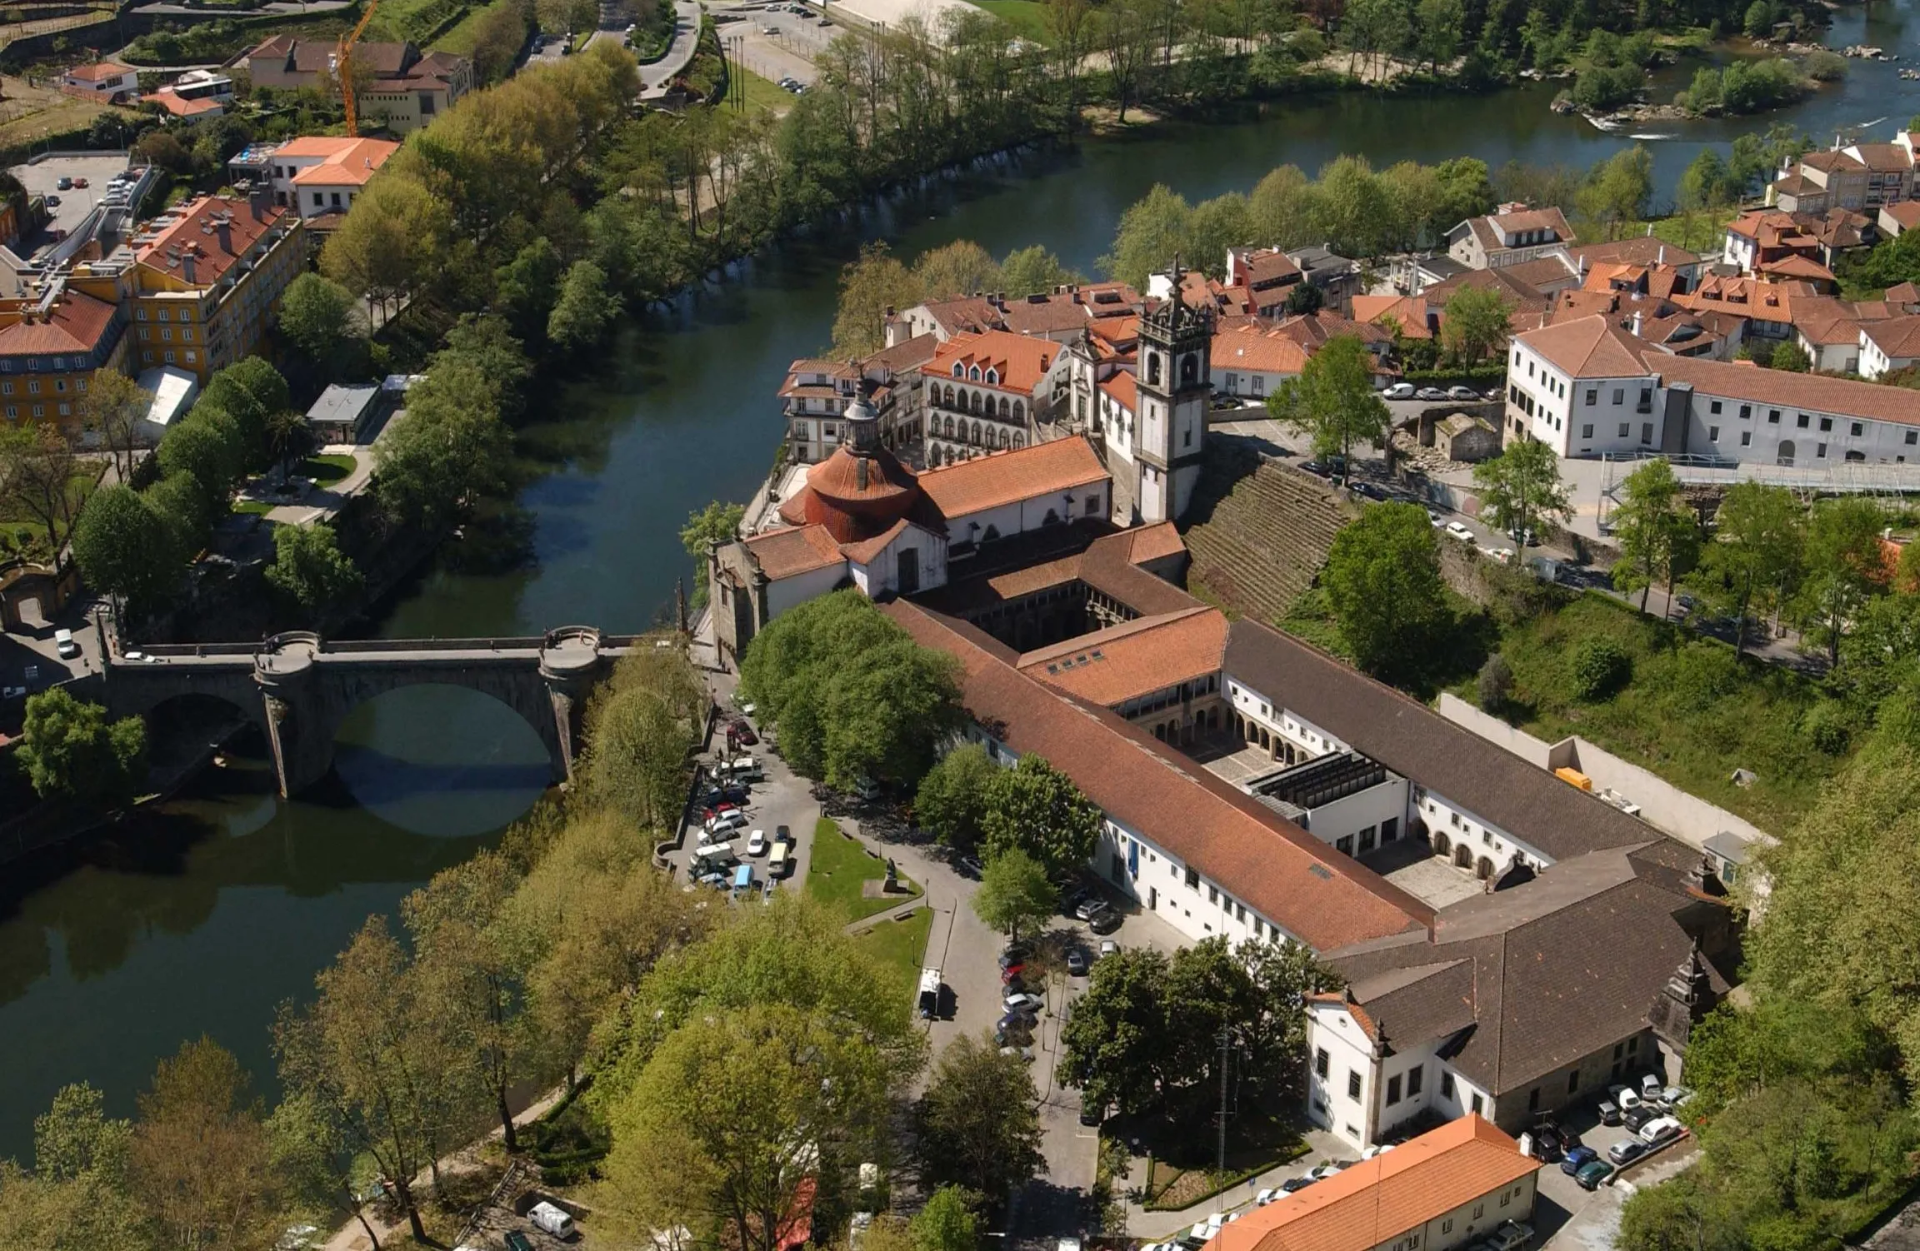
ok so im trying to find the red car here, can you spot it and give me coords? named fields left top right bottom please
left=1001, top=963, right=1026, bottom=983
left=729, top=720, right=759, bottom=745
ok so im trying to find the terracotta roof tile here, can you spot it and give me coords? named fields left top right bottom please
left=1571, top=236, right=1699, bottom=269
left=929, top=329, right=1059, bottom=394
left=1123, top=521, right=1186, bottom=565
left=916, top=435, right=1108, bottom=521
left=1514, top=314, right=1650, bottom=379
left=287, top=137, right=399, bottom=187
left=65, top=61, right=131, bottom=81
left=882, top=600, right=1432, bottom=950
left=136, top=195, right=288, bottom=288
left=0, top=290, right=119, bottom=357
left=1099, top=370, right=1137, bottom=411
left=1861, top=315, right=1920, bottom=360
left=1019, top=606, right=1226, bottom=707
left=1656, top=354, right=1920, bottom=426
left=1209, top=1115, right=1538, bottom=1251
left=1884, top=203, right=1920, bottom=232
left=744, top=524, right=845, bottom=579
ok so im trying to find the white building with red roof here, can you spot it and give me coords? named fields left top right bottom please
left=1445, top=204, right=1577, bottom=271
left=260, top=136, right=401, bottom=219
left=58, top=61, right=137, bottom=101
left=923, top=328, right=1067, bottom=468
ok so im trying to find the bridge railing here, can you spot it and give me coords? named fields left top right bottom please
left=119, top=642, right=258, bottom=658
left=314, top=637, right=553, bottom=654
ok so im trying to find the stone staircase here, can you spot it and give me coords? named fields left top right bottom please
left=1180, top=438, right=1354, bottom=623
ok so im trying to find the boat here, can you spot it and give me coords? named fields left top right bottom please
left=1628, top=132, right=1676, bottom=140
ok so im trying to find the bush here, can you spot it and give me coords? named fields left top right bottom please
left=1477, top=654, right=1514, bottom=711
left=1569, top=638, right=1631, bottom=702
left=1664, top=644, right=1742, bottom=713
left=1801, top=700, right=1852, bottom=755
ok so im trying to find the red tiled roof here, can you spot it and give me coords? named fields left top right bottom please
left=1098, top=370, right=1138, bottom=412
left=150, top=90, right=223, bottom=117
left=1883, top=203, right=1920, bottom=233
left=1656, top=353, right=1920, bottom=426
left=0, top=290, right=118, bottom=357
left=136, top=195, right=287, bottom=287
left=1018, top=606, right=1227, bottom=707
left=1863, top=315, right=1920, bottom=361
left=1123, top=521, right=1186, bottom=565
left=882, top=599, right=1432, bottom=950
left=1515, top=315, right=1649, bottom=379
left=1209, top=1116, right=1538, bottom=1251
left=1759, top=255, right=1835, bottom=283
left=1677, top=276, right=1808, bottom=324
left=65, top=61, right=131, bottom=82
left=286, top=136, right=399, bottom=187
left=916, top=436, right=1108, bottom=521
left=929, top=329, right=1058, bottom=394
left=744, top=524, right=845, bottom=580
left=1213, top=323, right=1316, bottom=373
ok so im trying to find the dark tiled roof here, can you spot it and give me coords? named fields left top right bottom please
left=1224, top=621, right=1661, bottom=862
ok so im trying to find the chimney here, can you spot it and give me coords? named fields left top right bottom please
left=215, top=217, right=232, bottom=255
left=1631, top=310, right=1644, bottom=336
left=182, top=251, right=197, bottom=284
left=1657, top=245, right=1666, bottom=266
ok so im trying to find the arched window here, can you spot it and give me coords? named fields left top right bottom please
left=1014, top=401, right=1025, bottom=423
left=1014, top=434, right=1025, bottom=449
left=999, top=397, right=1011, bottom=419
left=1181, top=353, right=1198, bottom=386
left=945, top=414, right=956, bottom=438
left=1778, top=440, right=1796, bottom=467
left=1846, top=450, right=1865, bottom=462
left=972, top=420, right=982, bottom=444
left=968, top=365, right=981, bottom=381
left=1044, top=508, right=1059, bottom=525
left=1476, top=856, right=1494, bottom=880
left=952, top=363, right=964, bottom=378
left=986, top=368, right=999, bottom=384
left=943, top=385, right=955, bottom=408
left=999, top=428, right=1010, bottom=448
left=966, top=391, right=978, bottom=414
left=1146, top=353, right=1161, bottom=387
left=1454, top=845, right=1473, bottom=870
left=1433, top=832, right=1450, bottom=856
left=983, top=524, right=1000, bottom=541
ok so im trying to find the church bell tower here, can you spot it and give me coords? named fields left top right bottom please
left=1134, top=259, right=1212, bottom=524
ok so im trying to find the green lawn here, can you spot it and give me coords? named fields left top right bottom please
left=1644, top=211, right=1734, bottom=255
left=431, top=0, right=507, bottom=53
left=1447, top=592, right=1843, bottom=835
left=850, top=906, right=933, bottom=1017
left=971, top=0, right=1049, bottom=43
left=734, top=65, right=797, bottom=116
left=366, top=0, right=469, bottom=43
left=303, top=454, right=357, bottom=487
left=804, top=817, right=920, bottom=922
left=232, top=499, right=274, bottom=517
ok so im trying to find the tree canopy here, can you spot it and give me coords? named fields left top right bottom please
left=1321, top=503, right=1451, bottom=681
left=16, top=687, right=147, bottom=806
left=1266, top=336, right=1390, bottom=466
left=978, top=754, right=1104, bottom=881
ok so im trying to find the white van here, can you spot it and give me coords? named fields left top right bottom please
left=726, top=756, right=763, bottom=782
left=693, top=841, right=738, bottom=869
left=529, top=1200, right=576, bottom=1239
left=768, top=840, right=791, bottom=877
left=53, top=628, right=78, bottom=659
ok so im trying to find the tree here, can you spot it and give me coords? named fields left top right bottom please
left=1000, top=246, right=1079, bottom=297
left=583, top=679, right=698, bottom=830
left=277, top=272, right=364, bottom=376
left=833, top=242, right=923, bottom=357
left=322, top=174, right=454, bottom=316
left=979, top=755, right=1103, bottom=881
left=1439, top=286, right=1512, bottom=365
left=274, top=918, right=442, bottom=1242
left=1576, top=145, right=1654, bottom=241
left=1610, top=458, right=1690, bottom=613
left=265, top=523, right=363, bottom=613
left=972, top=848, right=1057, bottom=941
left=1267, top=336, right=1389, bottom=467
left=739, top=590, right=962, bottom=789
left=1101, top=183, right=1192, bottom=291
left=548, top=259, right=619, bottom=355
left=915, top=240, right=1003, bottom=301
left=1686, top=483, right=1800, bottom=660
left=914, top=741, right=999, bottom=854
left=680, top=499, right=745, bottom=610
left=1477, top=653, right=1513, bottom=711
left=16, top=687, right=147, bottom=806
left=1769, top=340, right=1811, bottom=372
left=914, top=1034, right=1047, bottom=1199
left=267, top=1092, right=383, bottom=1251
left=79, top=368, right=154, bottom=484
left=0, top=1084, right=149, bottom=1251
left=602, top=1004, right=897, bottom=1251
left=1185, top=193, right=1254, bottom=278
left=157, top=409, right=245, bottom=516
left=1677, top=148, right=1738, bottom=211
left=1321, top=504, right=1450, bottom=681
left=1473, top=438, right=1570, bottom=546
left=440, top=314, right=534, bottom=420
left=1795, top=497, right=1887, bottom=667
left=0, top=423, right=85, bottom=571
left=1095, top=0, right=1154, bottom=126
left=911, top=1186, right=982, bottom=1251
left=129, top=1037, right=279, bottom=1251
left=200, top=357, right=293, bottom=473
left=374, top=360, right=512, bottom=529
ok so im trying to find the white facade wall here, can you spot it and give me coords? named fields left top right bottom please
left=1306, top=1004, right=1501, bottom=1153
left=1418, top=1175, right=1538, bottom=1251
left=1798, top=330, right=1861, bottom=374
left=1305, top=780, right=1411, bottom=854
left=847, top=523, right=946, bottom=598
left=1210, top=363, right=1291, bottom=398
left=764, top=562, right=849, bottom=619
left=1679, top=390, right=1920, bottom=465
left=1414, top=787, right=1550, bottom=878
left=942, top=481, right=1109, bottom=548
left=1860, top=328, right=1920, bottom=380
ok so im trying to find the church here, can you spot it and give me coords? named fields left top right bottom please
left=709, top=280, right=1217, bottom=668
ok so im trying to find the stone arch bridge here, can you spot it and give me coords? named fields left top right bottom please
left=103, top=627, right=645, bottom=798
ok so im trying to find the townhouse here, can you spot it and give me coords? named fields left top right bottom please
left=238, top=37, right=471, bottom=133
left=123, top=195, right=304, bottom=381
left=1445, top=205, right=1577, bottom=271
left=779, top=335, right=936, bottom=464
left=1506, top=312, right=1920, bottom=465
left=923, top=329, right=1067, bottom=467
left=0, top=284, right=128, bottom=429
left=1769, top=130, right=1917, bottom=215
left=239, top=136, right=401, bottom=220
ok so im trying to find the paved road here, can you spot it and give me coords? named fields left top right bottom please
left=599, top=0, right=702, bottom=89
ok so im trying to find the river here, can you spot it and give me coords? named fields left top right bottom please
left=0, top=2, right=1913, bottom=1156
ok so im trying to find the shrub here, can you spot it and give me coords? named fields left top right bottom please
left=1801, top=700, right=1852, bottom=755
left=1569, top=638, right=1631, bottom=702
left=1478, top=654, right=1514, bottom=711
left=1665, top=644, right=1742, bottom=713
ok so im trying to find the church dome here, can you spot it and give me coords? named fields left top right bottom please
left=800, top=436, right=920, bottom=543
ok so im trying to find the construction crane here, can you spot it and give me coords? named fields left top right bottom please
left=338, top=0, right=379, bottom=137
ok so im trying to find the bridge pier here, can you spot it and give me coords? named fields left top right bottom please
left=540, top=631, right=610, bottom=786
left=255, top=633, right=329, bottom=799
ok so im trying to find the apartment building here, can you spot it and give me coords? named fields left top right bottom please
left=1770, top=131, right=1918, bottom=215
left=1445, top=205, right=1577, bottom=271
left=0, top=284, right=127, bottom=429
left=127, top=196, right=304, bottom=381
left=779, top=335, right=935, bottom=464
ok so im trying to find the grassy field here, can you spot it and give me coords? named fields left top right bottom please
left=1448, top=592, right=1844, bottom=834
left=366, top=0, right=469, bottom=44
left=1645, top=211, right=1734, bottom=255
left=850, top=906, right=933, bottom=1017
left=804, top=817, right=920, bottom=922
left=971, top=0, right=1049, bottom=43
left=431, top=0, right=508, bottom=53
left=0, top=75, right=103, bottom=152
left=0, top=465, right=98, bottom=557
left=733, top=66, right=797, bottom=116
left=303, top=454, right=356, bottom=486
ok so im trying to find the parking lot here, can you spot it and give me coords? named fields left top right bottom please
left=712, top=0, right=836, bottom=85
left=9, top=153, right=133, bottom=258
left=669, top=707, right=819, bottom=905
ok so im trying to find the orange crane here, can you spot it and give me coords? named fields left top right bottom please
left=338, top=0, right=379, bottom=137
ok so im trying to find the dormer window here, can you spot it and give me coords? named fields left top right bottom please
left=952, top=363, right=963, bottom=378
left=985, top=368, right=998, bottom=385
left=968, top=365, right=981, bottom=381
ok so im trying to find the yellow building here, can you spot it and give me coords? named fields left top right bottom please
left=125, top=195, right=304, bottom=382
left=0, top=283, right=130, bottom=430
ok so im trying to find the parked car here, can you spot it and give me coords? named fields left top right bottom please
left=528, top=1201, right=575, bottom=1239
left=1300, top=459, right=1333, bottom=478
left=1066, top=948, right=1090, bottom=976
left=1622, top=1105, right=1656, bottom=1133
left=71, top=177, right=87, bottom=188
left=1484, top=387, right=1505, bottom=401
left=1089, top=908, right=1121, bottom=935
left=1382, top=382, right=1415, bottom=400
left=1560, top=1146, right=1598, bottom=1175
left=1447, top=385, right=1479, bottom=400
left=999, top=1045, right=1036, bottom=1062
left=1305, top=1163, right=1344, bottom=1182
left=999, top=945, right=1030, bottom=969
left=997, top=1010, right=1037, bottom=1031
left=1254, top=1188, right=1279, bottom=1206
left=1416, top=386, right=1449, bottom=401
left=747, top=829, right=769, bottom=856
left=1428, top=510, right=1445, bottom=527
left=1080, top=1102, right=1105, bottom=1126
left=1598, top=1099, right=1621, bottom=1126
left=959, top=854, right=984, bottom=876
left=1002, top=973, right=1026, bottom=995
left=1640, top=1073, right=1664, bottom=1099
left=1279, top=1176, right=1315, bottom=1193
left=1639, top=1116, right=1684, bottom=1148
left=1608, top=1083, right=1642, bottom=1110
left=44, top=194, right=59, bottom=206
left=55, top=176, right=71, bottom=190
left=1574, top=1159, right=1615, bottom=1190
left=994, top=1024, right=1032, bottom=1047
left=54, top=628, right=78, bottom=659
left=1352, top=481, right=1387, bottom=500
left=1003, top=991, right=1044, bottom=1012
left=1361, top=1144, right=1396, bottom=1159
left=1608, top=1138, right=1651, bottom=1167
left=1099, top=938, right=1120, bottom=957
left=1445, top=521, right=1474, bottom=542
left=1483, top=1222, right=1533, bottom=1251
left=1074, top=897, right=1110, bottom=922
left=505, top=1233, right=536, bottom=1251
left=729, top=720, right=758, bottom=745
left=1001, top=959, right=1027, bottom=980
left=1064, top=886, right=1093, bottom=913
